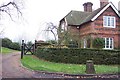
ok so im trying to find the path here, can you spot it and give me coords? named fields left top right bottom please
left=2, top=52, right=34, bottom=78
left=1, top=52, right=68, bottom=78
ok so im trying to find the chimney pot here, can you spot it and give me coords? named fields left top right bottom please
left=100, top=0, right=109, bottom=7
left=118, top=1, right=120, bottom=10
left=83, top=2, right=93, bottom=12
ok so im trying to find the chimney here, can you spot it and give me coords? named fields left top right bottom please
left=118, top=1, right=120, bottom=11
left=83, top=2, right=93, bottom=12
left=100, top=0, right=109, bottom=7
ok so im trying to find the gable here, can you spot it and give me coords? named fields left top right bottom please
left=91, top=2, right=120, bottom=21
left=61, top=2, right=120, bottom=26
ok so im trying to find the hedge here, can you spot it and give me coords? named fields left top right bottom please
left=35, top=48, right=120, bottom=65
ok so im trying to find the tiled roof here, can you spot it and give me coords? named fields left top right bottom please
left=62, top=2, right=120, bottom=26
left=65, top=2, right=108, bottom=25
left=65, top=6, right=104, bottom=26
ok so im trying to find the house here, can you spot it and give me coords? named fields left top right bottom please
left=58, top=0, right=120, bottom=49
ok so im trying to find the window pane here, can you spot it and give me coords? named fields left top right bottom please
left=108, top=17, right=110, bottom=26
left=110, top=38, right=113, bottom=48
left=111, top=18, right=114, bottom=27
left=103, top=16, right=107, bottom=26
left=105, top=38, right=113, bottom=49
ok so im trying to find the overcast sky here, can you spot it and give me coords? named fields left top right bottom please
left=0, top=0, right=119, bottom=42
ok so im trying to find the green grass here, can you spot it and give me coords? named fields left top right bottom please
left=1, top=47, right=18, bottom=54
left=21, top=55, right=119, bottom=74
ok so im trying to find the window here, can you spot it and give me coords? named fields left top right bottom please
left=61, top=22, right=65, bottom=32
left=84, top=39, right=87, bottom=48
left=103, top=16, right=116, bottom=28
left=61, top=22, right=67, bottom=32
left=104, top=38, right=114, bottom=49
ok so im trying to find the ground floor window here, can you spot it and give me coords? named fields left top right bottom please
left=104, top=38, right=114, bottom=49
left=84, top=39, right=87, bottom=48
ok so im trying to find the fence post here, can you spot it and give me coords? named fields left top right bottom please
left=21, top=40, right=24, bottom=59
left=35, top=40, right=37, bottom=49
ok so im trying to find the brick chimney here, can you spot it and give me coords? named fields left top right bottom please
left=83, top=2, right=93, bottom=12
left=118, top=1, right=120, bottom=11
left=100, top=0, right=109, bottom=7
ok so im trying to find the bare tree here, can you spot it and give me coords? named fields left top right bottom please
left=0, top=1, right=22, bottom=20
left=44, top=22, right=58, bottom=41
left=0, top=0, right=23, bottom=35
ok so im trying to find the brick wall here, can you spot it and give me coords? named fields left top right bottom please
left=78, top=6, right=120, bottom=48
left=59, top=6, right=120, bottom=49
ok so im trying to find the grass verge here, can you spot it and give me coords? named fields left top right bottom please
left=21, top=55, right=119, bottom=74
left=1, top=47, right=18, bottom=54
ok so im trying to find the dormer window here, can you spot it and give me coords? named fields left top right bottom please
left=103, top=16, right=116, bottom=28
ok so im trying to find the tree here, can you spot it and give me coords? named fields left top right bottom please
left=9, top=42, right=20, bottom=50
left=58, top=24, right=79, bottom=48
left=44, top=22, right=58, bottom=41
left=0, top=1, right=22, bottom=20
left=2, top=38, right=12, bottom=48
left=0, top=0, right=23, bottom=35
left=27, top=41, right=33, bottom=47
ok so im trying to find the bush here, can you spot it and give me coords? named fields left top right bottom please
left=2, top=38, right=12, bottom=48
left=9, top=42, right=20, bottom=50
left=2, top=38, right=20, bottom=50
left=93, top=38, right=105, bottom=48
left=35, top=48, right=120, bottom=65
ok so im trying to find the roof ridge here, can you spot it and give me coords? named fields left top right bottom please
left=71, top=10, right=92, bottom=13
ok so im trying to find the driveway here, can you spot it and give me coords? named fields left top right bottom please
left=1, top=52, right=71, bottom=78
left=2, top=52, right=34, bottom=78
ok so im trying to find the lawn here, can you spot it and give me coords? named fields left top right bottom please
left=21, top=55, right=119, bottom=74
left=1, top=47, right=18, bottom=54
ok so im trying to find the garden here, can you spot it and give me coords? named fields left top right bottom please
left=21, top=37, right=120, bottom=75
left=21, top=47, right=120, bottom=74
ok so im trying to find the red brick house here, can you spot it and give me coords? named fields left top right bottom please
left=59, top=0, right=120, bottom=49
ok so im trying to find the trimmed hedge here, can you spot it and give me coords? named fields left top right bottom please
left=35, top=48, right=120, bottom=65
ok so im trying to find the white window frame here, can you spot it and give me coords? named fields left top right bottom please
left=104, top=38, right=114, bottom=49
left=84, top=39, right=87, bottom=48
left=61, top=22, right=65, bottom=32
left=103, top=16, right=116, bottom=28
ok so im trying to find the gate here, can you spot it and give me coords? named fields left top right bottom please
left=21, top=40, right=36, bottom=59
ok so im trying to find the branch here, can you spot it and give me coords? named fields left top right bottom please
left=0, top=1, right=22, bottom=19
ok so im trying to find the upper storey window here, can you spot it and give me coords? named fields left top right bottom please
left=61, top=22, right=67, bottom=32
left=103, top=16, right=116, bottom=28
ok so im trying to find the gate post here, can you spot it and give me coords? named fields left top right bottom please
left=21, top=40, right=24, bottom=59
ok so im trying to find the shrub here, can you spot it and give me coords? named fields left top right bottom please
left=2, top=38, right=12, bottom=48
left=35, top=48, right=120, bottom=65
left=9, top=42, right=20, bottom=50
left=93, top=38, right=105, bottom=48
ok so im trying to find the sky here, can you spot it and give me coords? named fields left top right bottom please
left=0, top=0, right=119, bottom=43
